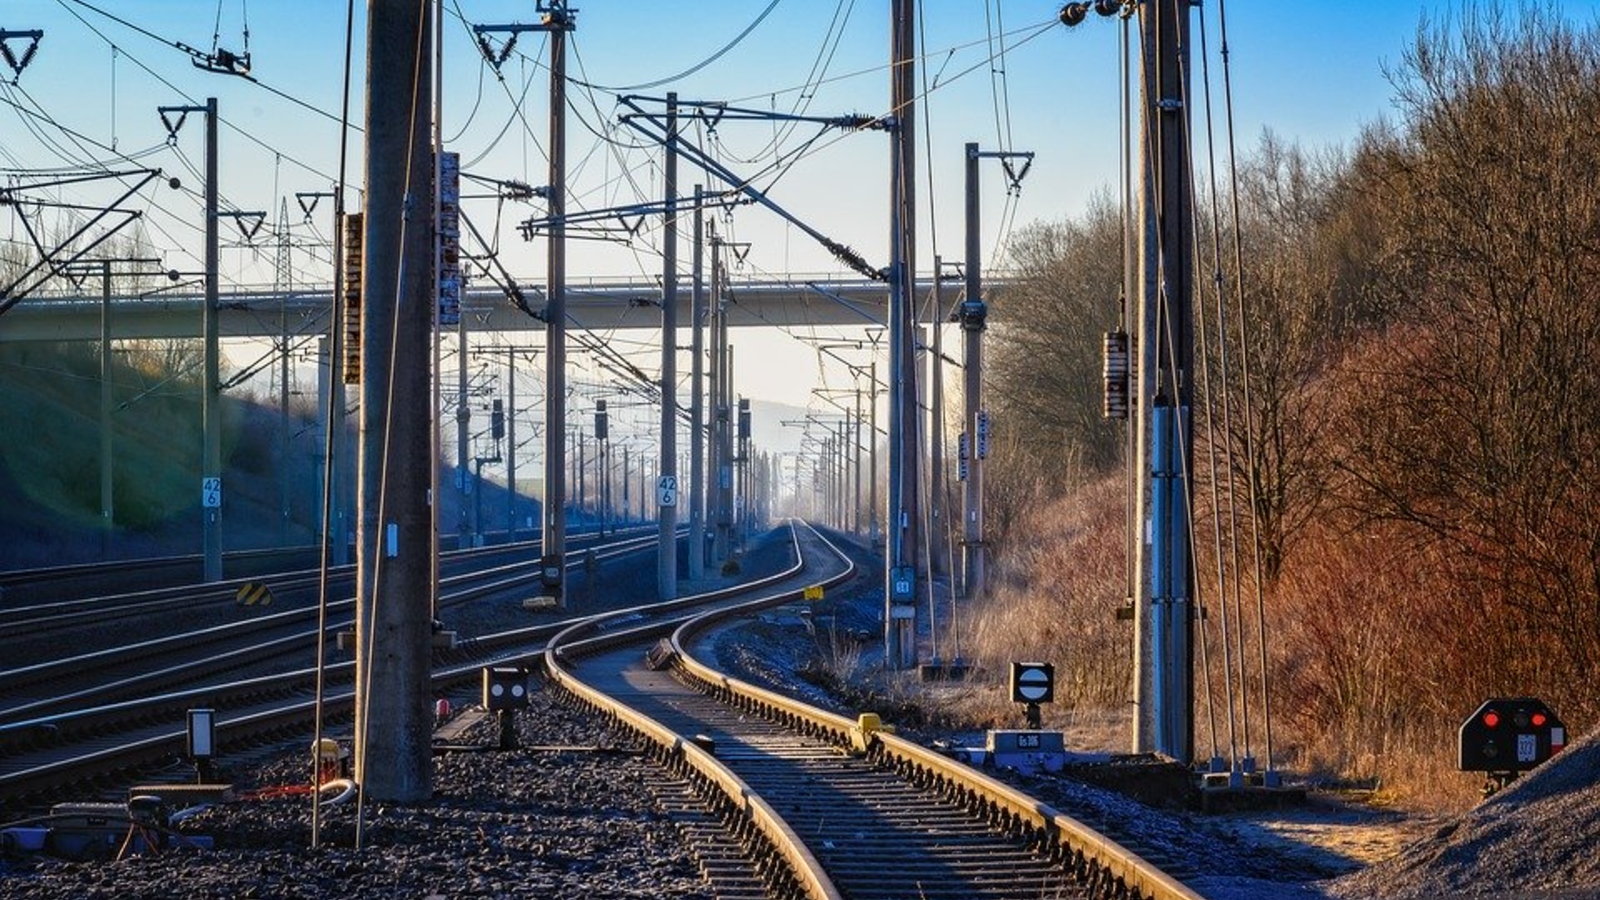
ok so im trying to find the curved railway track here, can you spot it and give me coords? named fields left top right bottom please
left=549, top=521, right=1201, bottom=900
left=2, top=522, right=1198, bottom=899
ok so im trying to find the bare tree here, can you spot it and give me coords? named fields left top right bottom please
left=1201, top=132, right=1386, bottom=580
left=989, top=194, right=1126, bottom=472
left=1331, top=4, right=1600, bottom=714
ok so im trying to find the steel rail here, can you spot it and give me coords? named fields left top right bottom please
left=0, top=528, right=791, bottom=807
left=546, top=521, right=853, bottom=900
left=0, top=528, right=666, bottom=708
left=0, top=524, right=651, bottom=632
left=664, top=531, right=1204, bottom=900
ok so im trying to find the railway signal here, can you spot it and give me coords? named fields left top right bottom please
left=1009, top=661, right=1055, bottom=729
left=186, top=707, right=217, bottom=782
left=1460, top=697, right=1567, bottom=794
left=483, top=666, right=530, bottom=750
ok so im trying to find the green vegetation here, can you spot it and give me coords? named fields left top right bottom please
left=0, top=340, right=199, bottom=533
left=0, top=336, right=326, bottom=568
left=974, top=4, right=1600, bottom=805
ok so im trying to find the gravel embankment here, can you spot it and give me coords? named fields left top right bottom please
left=1328, top=726, right=1600, bottom=900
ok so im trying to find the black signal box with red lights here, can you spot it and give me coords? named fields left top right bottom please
left=1459, top=697, right=1567, bottom=773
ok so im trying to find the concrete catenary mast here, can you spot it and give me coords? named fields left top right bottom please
left=1131, top=0, right=1196, bottom=762
left=355, top=1, right=435, bottom=803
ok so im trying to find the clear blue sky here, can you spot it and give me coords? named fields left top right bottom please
left=7, top=0, right=1599, bottom=418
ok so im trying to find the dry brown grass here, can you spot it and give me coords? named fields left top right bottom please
left=956, top=474, right=1509, bottom=810
left=949, top=476, right=1133, bottom=750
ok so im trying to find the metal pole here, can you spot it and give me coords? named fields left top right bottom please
left=962, top=144, right=987, bottom=604
left=929, top=255, right=946, bottom=577
left=507, top=348, right=517, bottom=541
left=355, top=0, right=434, bottom=803
left=886, top=0, right=919, bottom=667
left=279, top=257, right=291, bottom=547
left=202, top=96, right=222, bottom=583
left=330, top=203, right=350, bottom=568
left=689, top=186, right=706, bottom=580
left=726, top=352, right=738, bottom=550
left=578, top=428, right=588, bottom=529
left=431, top=0, right=445, bottom=602
left=737, top=394, right=749, bottom=545
left=474, top=456, right=483, bottom=545
left=853, top=375, right=863, bottom=534
left=541, top=4, right=573, bottom=604
left=839, top=419, right=849, bottom=529
left=658, top=93, right=679, bottom=599
left=869, top=357, right=879, bottom=544
left=456, top=309, right=470, bottom=547
left=99, top=261, right=113, bottom=554
left=709, top=230, right=727, bottom=564
left=316, top=334, right=331, bottom=546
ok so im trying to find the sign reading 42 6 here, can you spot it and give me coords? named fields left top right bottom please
left=201, top=477, right=223, bottom=509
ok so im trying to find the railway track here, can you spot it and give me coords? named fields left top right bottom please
left=0, top=524, right=648, bottom=641
left=549, top=522, right=1201, bottom=900
left=0, top=528, right=682, bottom=807
left=0, top=546, right=320, bottom=608
left=0, top=526, right=662, bottom=721
left=0, top=525, right=780, bottom=811
left=0, top=524, right=623, bottom=611
left=3, top=522, right=1199, bottom=899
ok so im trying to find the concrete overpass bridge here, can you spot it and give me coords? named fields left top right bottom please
left=0, top=275, right=993, bottom=343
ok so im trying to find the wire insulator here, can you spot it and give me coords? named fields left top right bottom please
left=1103, top=329, right=1131, bottom=420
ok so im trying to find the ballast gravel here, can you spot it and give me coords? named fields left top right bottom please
left=8, top=526, right=1595, bottom=900
left=0, top=687, right=713, bottom=900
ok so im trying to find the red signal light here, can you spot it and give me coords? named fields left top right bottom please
left=1483, top=711, right=1501, bottom=728
left=1532, top=712, right=1548, bottom=728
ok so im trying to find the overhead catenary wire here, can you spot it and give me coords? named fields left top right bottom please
left=53, top=0, right=344, bottom=185
left=1187, top=1, right=1238, bottom=767
left=0, top=86, right=226, bottom=279
left=310, top=0, right=357, bottom=853
left=31, top=1, right=342, bottom=292
left=59, top=0, right=351, bottom=127
left=568, top=0, right=785, bottom=93
left=12, top=6, right=1060, bottom=304
left=722, top=17, right=1055, bottom=107
left=462, top=11, right=1054, bottom=290
left=1216, top=0, right=1277, bottom=776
